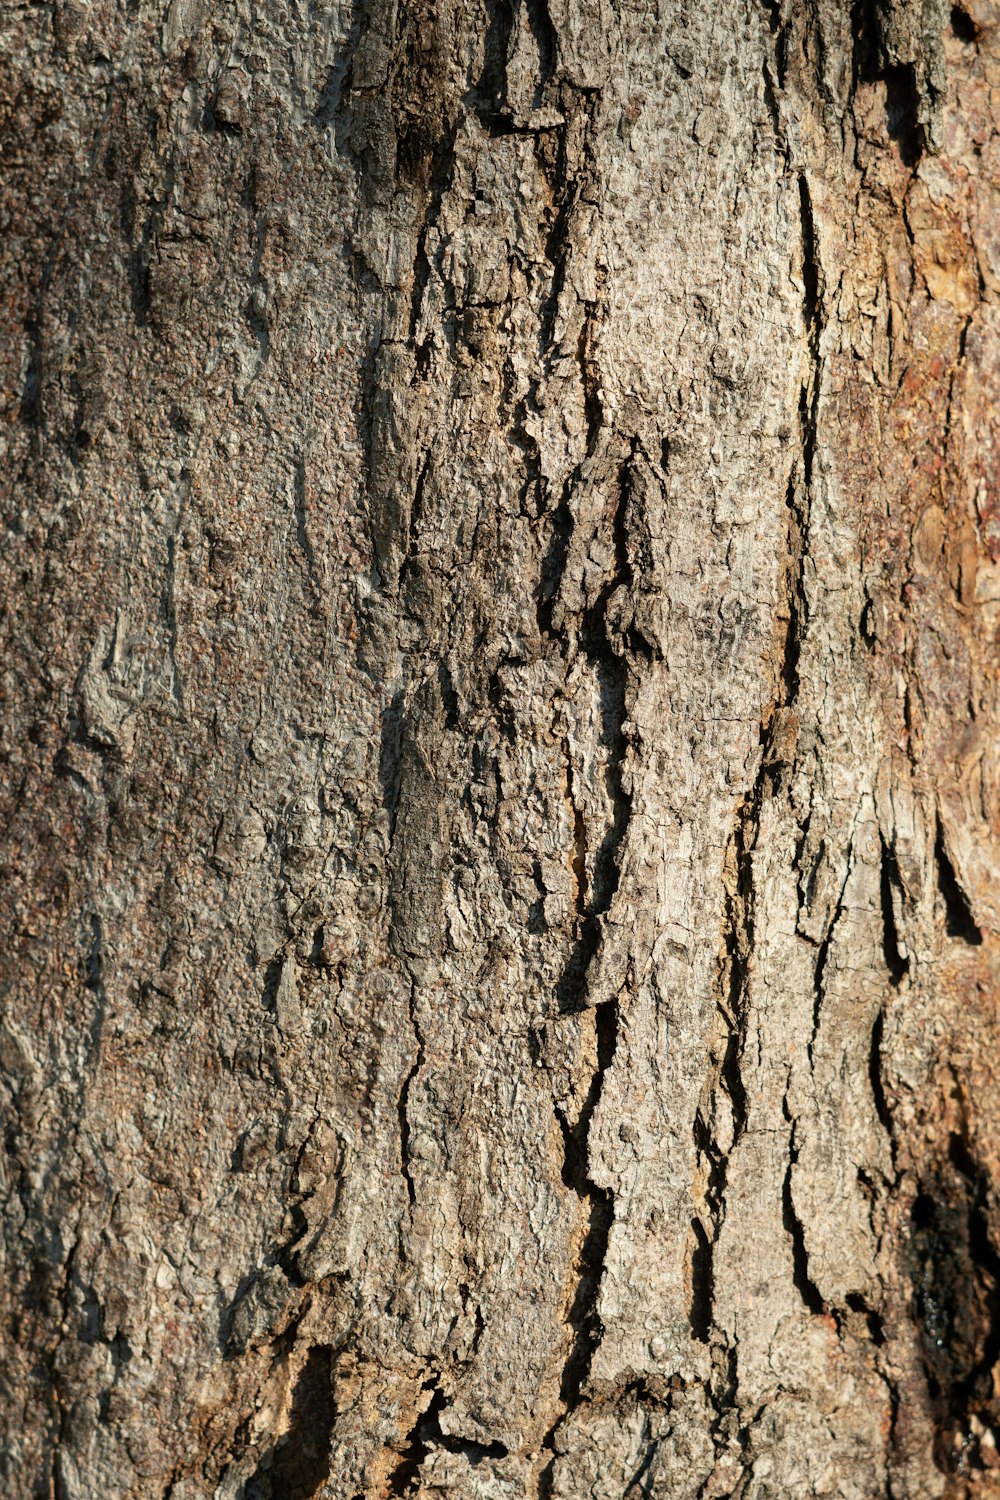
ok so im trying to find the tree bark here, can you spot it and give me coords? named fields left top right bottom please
left=3, top=0, right=1000, bottom=1495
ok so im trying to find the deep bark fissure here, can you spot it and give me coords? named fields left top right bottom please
left=540, top=992, right=620, bottom=1486
left=911, top=1132, right=1000, bottom=1477
left=719, top=797, right=755, bottom=1152
left=879, top=836, right=910, bottom=985
left=869, top=1007, right=895, bottom=1144
left=807, top=810, right=859, bottom=1068
left=851, top=0, right=933, bottom=164
left=565, top=743, right=589, bottom=915
left=397, top=978, right=424, bottom=1209
left=552, top=451, right=635, bottom=1012
left=783, top=1125, right=827, bottom=1316
left=386, top=1380, right=512, bottom=1496
left=689, top=1214, right=714, bottom=1345
left=934, top=817, right=983, bottom=946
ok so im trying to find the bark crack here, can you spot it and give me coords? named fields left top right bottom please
left=879, top=835, right=910, bottom=984
left=783, top=1122, right=826, bottom=1316
left=386, top=1378, right=510, bottom=1496
left=539, top=994, right=619, bottom=1491
left=934, top=815, right=983, bottom=945
left=397, top=975, right=425, bottom=1211
left=552, top=450, right=635, bottom=1011
left=807, top=839, right=853, bottom=1067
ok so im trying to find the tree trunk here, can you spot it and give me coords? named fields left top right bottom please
left=3, top=0, right=1000, bottom=1495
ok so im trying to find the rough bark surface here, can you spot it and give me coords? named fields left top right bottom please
left=4, top=0, right=1000, bottom=1496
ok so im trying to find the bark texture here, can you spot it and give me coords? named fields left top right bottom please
left=4, top=0, right=1000, bottom=1496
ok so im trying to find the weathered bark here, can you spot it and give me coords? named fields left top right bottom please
left=4, top=0, right=1000, bottom=1495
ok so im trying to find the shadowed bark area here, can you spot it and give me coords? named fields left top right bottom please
left=3, top=1, right=1000, bottom=1497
